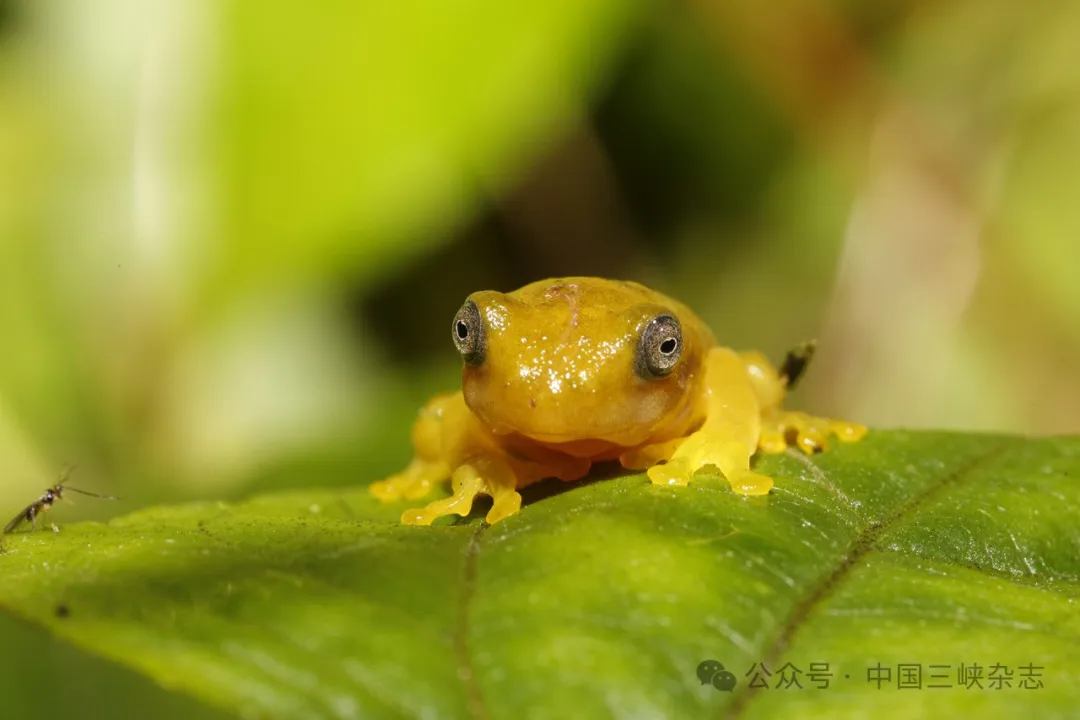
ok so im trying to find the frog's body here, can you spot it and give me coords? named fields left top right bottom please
left=370, top=278, right=865, bottom=525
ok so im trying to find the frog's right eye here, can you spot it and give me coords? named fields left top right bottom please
left=452, top=300, right=486, bottom=365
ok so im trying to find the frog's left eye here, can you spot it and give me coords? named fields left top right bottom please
left=452, top=300, right=486, bottom=365
left=636, top=314, right=682, bottom=378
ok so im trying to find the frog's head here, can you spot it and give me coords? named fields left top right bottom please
left=451, top=279, right=712, bottom=448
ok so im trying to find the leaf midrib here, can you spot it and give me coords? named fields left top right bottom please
left=455, top=524, right=490, bottom=720
left=723, top=439, right=1016, bottom=719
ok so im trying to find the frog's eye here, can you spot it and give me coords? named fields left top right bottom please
left=452, top=300, right=486, bottom=365
left=636, top=314, right=682, bottom=378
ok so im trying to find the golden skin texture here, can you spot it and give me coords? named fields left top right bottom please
left=370, top=278, right=866, bottom=525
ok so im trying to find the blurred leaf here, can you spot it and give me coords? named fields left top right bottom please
left=0, top=613, right=233, bottom=720
left=0, top=431, right=1077, bottom=718
left=0, top=0, right=643, bottom=490
left=205, top=0, right=643, bottom=308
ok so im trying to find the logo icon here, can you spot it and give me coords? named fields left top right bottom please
left=697, top=659, right=737, bottom=692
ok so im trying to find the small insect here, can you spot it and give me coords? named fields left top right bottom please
left=3, top=467, right=117, bottom=535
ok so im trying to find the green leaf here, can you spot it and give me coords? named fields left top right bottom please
left=0, top=430, right=1077, bottom=719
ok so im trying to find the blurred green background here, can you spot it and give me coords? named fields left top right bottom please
left=2, top=0, right=1079, bottom=717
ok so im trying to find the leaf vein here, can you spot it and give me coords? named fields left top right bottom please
left=722, top=439, right=1014, bottom=719
left=455, top=523, right=490, bottom=720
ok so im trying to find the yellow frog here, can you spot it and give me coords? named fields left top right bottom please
left=370, top=278, right=865, bottom=525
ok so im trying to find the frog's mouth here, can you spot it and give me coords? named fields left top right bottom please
left=461, top=358, right=697, bottom=450
left=487, top=420, right=652, bottom=456
left=468, top=391, right=688, bottom=451
left=494, top=423, right=630, bottom=445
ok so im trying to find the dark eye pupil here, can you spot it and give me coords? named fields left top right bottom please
left=456, top=321, right=469, bottom=340
left=659, top=338, right=677, bottom=355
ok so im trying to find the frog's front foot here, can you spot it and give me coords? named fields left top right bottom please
left=401, top=460, right=522, bottom=526
left=369, top=459, right=447, bottom=502
left=645, top=432, right=774, bottom=496
left=758, top=411, right=867, bottom=455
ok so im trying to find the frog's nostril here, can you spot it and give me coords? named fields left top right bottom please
left=529, top=398, right=537, bottom=409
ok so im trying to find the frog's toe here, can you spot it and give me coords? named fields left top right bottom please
left=400, top=499, right=470, bottom=526
left=794, top=419, right=831, bottom=454
left=370, top=460, right=446, bottom=502
left=369, top=475, right=409, bottom=502
left=727, top=469, right=774, bottom=496
left=758, top=426, right=787, bottom=454
left=760, top=411, right=867, bottom=455
left=371, top=476, right=428, bottom=502
left=400, top=466, right=484, bottom=525
left=485, top=489, right=522, bottom=524
left=401, top=507, right=437, bottom=526
left=831, top=420, right=868, bottom=443
left=647, top=461, right=693, bottom=487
